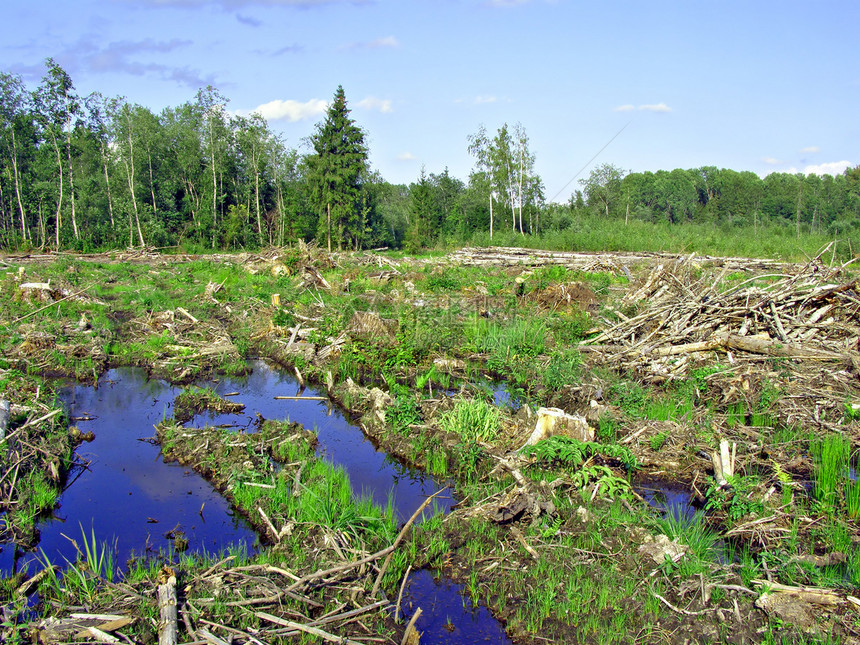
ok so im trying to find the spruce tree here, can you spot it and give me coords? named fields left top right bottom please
left=307, top=86, right=369, bottom=251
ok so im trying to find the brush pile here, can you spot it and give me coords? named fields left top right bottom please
left=586, top=252, right=860, bottom=428
left=450, top=246, right=786, bottom=274
left=133, top=308, right=242, bottom=380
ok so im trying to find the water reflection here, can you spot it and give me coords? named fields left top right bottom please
left=3, top=360, right=453, bottom=576
left=2, top=361, right=509, bottom=641
left=402, top=569, right=513, bottom=644
left=637, top=481, right=696, bottom=521
left=194, top=360, right=455, bottom=522
left=3, top=368, right=255, bottom=577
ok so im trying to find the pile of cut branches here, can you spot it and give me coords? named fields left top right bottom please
left=450, top=246, right=786, bottom=274
left=586, top=252, right=860, bottom=427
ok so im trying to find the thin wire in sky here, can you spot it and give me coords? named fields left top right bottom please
left=548, top=120, right=632, bottom=203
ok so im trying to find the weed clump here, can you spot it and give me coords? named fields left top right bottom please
left=438, top=398, right=501, bottom=443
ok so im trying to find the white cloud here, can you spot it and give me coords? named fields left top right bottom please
left=357, top=96, right=393, bottom=113
left=485, top=0, right=532, bottom=6
left=762, top=156, right=783, bottom=165
left=341, top=36, right=400, bottom=51
left=638, top=103, right=671, bottom=113
left=801, top=146, right=820, bottom=154
left=474, top=95, right=498, bottom=104
left=613, top=103, right=671, bottom=113
left=802, top=160, right=852, bottom=176
left=397, top=152, right=417, bottom=161
left=369, top=36, right=399, bottom=48
left=251, top=98, right=328, bottom=121
left=271, top=44, right=303, bottom=55
left=56, top=37, right=217, bottom=89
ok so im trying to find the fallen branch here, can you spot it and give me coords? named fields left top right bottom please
left=400, top=608, right=422, bottom=645
left=370, top=488, right=447, bottom=597
left=274, top=395, right=327, bottom=401
left=651, top=589, right=710, bottom=616
left=258, top=618, right=361, bottom=645
left=157, top=572, right=178, bottom=645
left=11, top=287, right=93, bottom=324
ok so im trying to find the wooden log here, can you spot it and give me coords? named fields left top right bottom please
left=176, top=307, right=198, bottom=324
left=18, top=281, right=53, bottom=292
left=370, top=489, right=447, bottom=597
left=197, top=627, right=230, bottom=645
left=16, top=565, right=55, bottom=597
left=724, top=333, right=847, bottom=360
left=258, top=506, right=279, bottom=542
left=83, top=626, right=120, bottom=643
left=157, top=573, right=178, bottom=645
left=266, top=619, right=362, bottom=644
left=648, top=338, right=725, bottom=357
left=401, top=607, right=422, bottom=645
left=274, top=395, right=327, bottom=401
left=0, top=399, right=8, bottom=441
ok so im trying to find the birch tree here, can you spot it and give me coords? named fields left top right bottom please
left=0, top=72, right=32, bottom=242
left=468, top=122, right=541, bottom=235
left=33, top=59, right=82, bottom=246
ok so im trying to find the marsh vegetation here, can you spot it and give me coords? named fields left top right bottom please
left=1, top=241, right=859, bottom=644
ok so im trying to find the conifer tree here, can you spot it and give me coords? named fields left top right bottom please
left=306, top=86, right=369, bottom=251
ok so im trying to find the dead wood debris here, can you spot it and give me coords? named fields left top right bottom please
left=449, top=246, right=787, bottom=275
left=133, top=310, right=242, bottom=377
left=0, top=401, right=71, bottom=546
left=585, top=253, right=860, bottom=427
left=146, top=422, right=442, bottom=645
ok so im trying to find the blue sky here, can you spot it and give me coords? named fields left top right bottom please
left=3, top=0, right=858, bottom=202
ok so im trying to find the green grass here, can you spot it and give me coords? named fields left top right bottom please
left=465, top=315, right=547, bottom=358
left=542, top=348, right=583, bottom=391
left=467, top=214, right=849, bottom=263
left=386, top=389, right=422, bottom=436
left=812, top=433, right=850, bottom=511
left=438, top=398, right=501, bottom=443
left=38, top=525, right=117, bottom=605
left=653, top=511, right=718, bottom=562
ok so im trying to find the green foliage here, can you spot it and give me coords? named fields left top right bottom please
left=272, top=307, right=295, bottom=328
left=529, top=265, right=570, bottom=290
left=438, top=398, right=501, bottom=443
left=844, top=402, right=860, bottom=422
left=547, top=311, right=593, bottom=345
left=653, top=511, right=718, bottom=562
left=811, top=433, right=852, bottom=513
left=386, top=389, right=421, bottom=436
left=423, top=270, right=462, bottom=291
left=848, top=480, right=860, bottom=520
left=465, top=315, right=547, bottom=358
left=10, top=469, right=58, bottom=526
left=2, top=58, right=859, bottom=253
left=596, top=416, right=619, bottom=442
left=306, top=85, right=371, bottom=251
left=463, top=315, right=548, bottom=394
left=649, top=432, right=667, bottom=452
left=571, top=465, right=633, bottom=501
left=705, top=475, right=766, bottom=521
left=38, top=525, right=117, bottom=605
left=542, top=348, right=582, bottom=391
left=522, top=436, right=638, bottom=471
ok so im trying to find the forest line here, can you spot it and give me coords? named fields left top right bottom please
left=1, top=60, right=859, bottom=254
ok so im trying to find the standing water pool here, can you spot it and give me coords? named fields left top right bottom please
left=1, top=360, right=512, bottom=643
